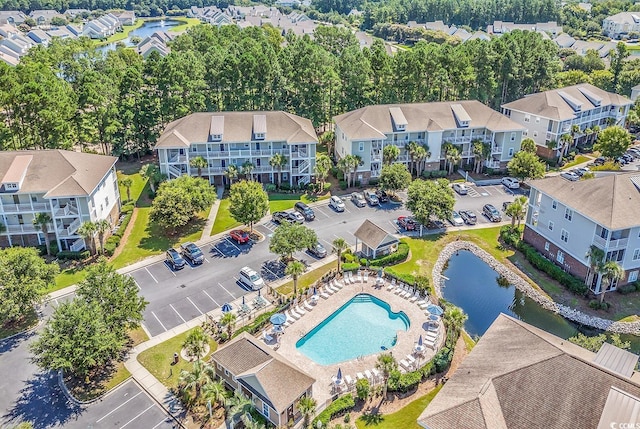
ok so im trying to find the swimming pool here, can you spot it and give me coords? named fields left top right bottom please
left=295, top=293, right=410, bottom=365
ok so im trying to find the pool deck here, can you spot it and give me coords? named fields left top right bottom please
left=270, top=277, right=443, bottom=407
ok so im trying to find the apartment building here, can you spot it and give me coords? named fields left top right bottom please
left=0, top=150, right=120, bottom=252
left=155, top=111, right=317, bottom=187
left=501, top=83, right=633, bottom=158
left=524, top=173, right=640, bottom=294
left=603, top=12, right=640, bottom=39
left=333, top=101, right=525, bottom=183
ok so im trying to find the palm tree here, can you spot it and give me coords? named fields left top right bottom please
left=298, top=396, right=317, bottom=428
left=332, top=237, right=348, bottom=272
left=179, top=359, right=216, bottom=403
left=443, top=306, right=468, bottom=346
left=189, top=156, right=208, bottom=178
left=269, top=153, right=288, bottom=187
left=383, top=144, right=400, bottom=165
left=445, top=147, right=461, bottom=175
left=224, top=165, right=239, bottom=186
left=414, top=145, right=429, bottom=178
left=285, top=260, right=306, bottom=296
left=120, top=177, right=133, bottom=202
left=77, top=221, right=97, bottom=255
left=559, top=134, right=573, bottom=158
left=376, top=352, right=398, bottom=400
left=33, top=212, right=53, bottom=256
left=242, top=161, right=255, bottom=181
left=227, top=392, right=255, bottom=426
left=351, top=155, right=363, bottom=186
left=472, top=139, right=484, bottom=173
left=313, top=154, right=333, bottom=193
left=337, top=157, right=352, bottom=188
left=140, top=163, right=163, bottom=193
left=591, top=125, right=601, bottom=143
left=94, top=219, right=110, bottom=255
left=220, top=312, right=237, bottom=339
left=182, top=326, right=208, bottom=361
left=407, top=141, right=419, bottom=175
left=505, top=196, right=528, bottom=227
left=599, top=260, right=625, bottom=304
left=202, top=379, right=227, bottom=411
left=570, top=124, right=581, bottom=150
left=586, top=244, right=605, bottom=289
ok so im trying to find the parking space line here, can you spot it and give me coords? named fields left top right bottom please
left=187, top=297, right=203, bottom=315
left=152, top=419, right=169, bottom=429
left=205, top=258, right=210, bottom=263
left=262, top=265, right=280, bottom=281
left=151, top=312, right=167, bottom=332
left=224, top=237, right=241, bottom=252
left=166, top=264, right=176, bottom=276
left=130, top=276, right=141, bottom=291
left=119, top=404, right=155, bottom=429
left=96, top=391, right=143, bottom=422
left=202, top=290, right=219, bottom=306
left=314, top=207, right=331, bottom=218
left=170, top=304, right=186, bottom=323
left=322, top=238, right=334, bottom=248
left=218, top=282, right=235, bottom=299
left=145, top=267, right=158, bottom=283
left=389, top=220, right=400, bottom=231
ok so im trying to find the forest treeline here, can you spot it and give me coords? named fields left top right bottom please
left=0, top=25, right=637, bottom=158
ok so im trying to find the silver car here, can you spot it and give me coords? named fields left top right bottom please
left=452, top=183, right=468, bottom=195
left=560, top=171, right=580, bottom=182
left=449, top=211, right=464, bottom=227
left=351, top=192, right=366, bottom=207
left=329, top=195, right=345, bottom=212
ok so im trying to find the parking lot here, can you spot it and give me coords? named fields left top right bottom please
left=133, top=184, right=520, bottom=337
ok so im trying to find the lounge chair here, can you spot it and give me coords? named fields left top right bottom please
left=394, top=285, right=403, bottom=295
left=387, top=282, right=395, bottom=291
left=401, top=287, right=411, bottom=298
left=348, top=271, right=355, bottom=283
left=324, top=285, right=335, bottom=295
left=304, top=301, right=314, bottom=311
left=399, top=359, right=411, bottom=371
left=328, top=283, right=339, bottom=293
left=334, top=278, right=344, bottom=288
left=356, top=372, right=365, bottom=380
left=425, top=331, right=438, bottom=341
left=425, top=339, right=437, bottom=349
left=355, top=271, right=363, bottom=283
left=372, top=368, right=381, bottom=382
left=417, top=300, right=429, bottom=309
left=262, top=330, right=273, bottom=342
left=288, top=309, right=301, bottom=320
left=364, top=369, right=373, bottom=381
left=296, top=306, right=306, bottom=316
left=408, top=293, right=419, bottom=303
left=363, top=271, right=369, bottom=283
left=320, top=288, right=330, bottom=299
left=406, top=355, right=416, bottom=365
left=343, top=273, right=351, bottom=285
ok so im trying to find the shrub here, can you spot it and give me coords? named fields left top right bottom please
left=516, top=242, right=587, bottom=295
left=339, top=180, right=347, bottom=190
left=343, top=253, right=355, bottom=263
left=312, top=395, right=355, bottom=427
left=323, top=182, right=332, bottom=191
left=433, top=347, right=453, bottom=373
left=590, top=161, right=621, bottom=171
left=264, top=183, right=276, bottom=192
left=279, top=183, right=291, bottom=191
left=355, top=377, right=370, bottom=401
left=499, top=225, right=521, bottom=247
left=368, top=178, right=379, bottom=186
left=103, top=236, right=120, bottom=256
left=368, top=242, right=410, bottom=266
left=342, top=262, right=360, bottom=272
left=617, top=284, right=636, bottom=295
left=388, top=369, right=422, bottom=393
left=634, top=280, right=640, bottom=292
left=589, top=300, right=609, bottom=310
left=57, top=250, right=90, bottom=260
left=233, top=306, right=285, bottom=338
left=359, top=258, right=368, bottom=266
left=121, top=203, right=134, bottom=214
left=384, top=268, right=416, bottom=286
left=330, top=166, right=339, bottom=178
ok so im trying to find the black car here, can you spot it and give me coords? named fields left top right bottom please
left=593, top=157, right=606, bottom=166
left=272, top=211, right=292, bottom=224
left=459, top=210, right=477, bottom=225
left=375, top=190, right=389, bottom=203
left=483, top=204, right=502, bottom=222
left=166, top=248, right=186, bottom=270
left=427, top=219, right=446, bottom=229
left=294, top=201, right=315, bottom=221
left=502, top=201, right=512, bottom=210
left=308, top=243, right=327, bottom=258
left=180, top=242, right=204, bottom=264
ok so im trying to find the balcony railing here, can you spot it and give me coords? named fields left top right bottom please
left=492, top=146, right=503, bottom=154
left=168, top=154, right=188, bottom=163
left=53, top=204, right=79, bottom=217
left=592, top=235, right=629, bottom=250
left=291, top=149, right=308, bottom=159
left=70, top=238, right=85, bottom=252
left=168, top=165, right=183, bottom=178
left=228, top=149, right=252, bottom=157
left=2, top=203, right=37, bottom=212
left=5, top=224, right=39, bottom=233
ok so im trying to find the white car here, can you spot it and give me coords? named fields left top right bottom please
left=329, top=196, right=345, bottom=212
left=560, top=171, right=580, bottom=182
left=239, top=266, right=264, bottom=290
left=501, top=177, right=520, bottom=189
left=449, top=211, right=464, bottom=227
left=452, top=183, right=468, bottom=195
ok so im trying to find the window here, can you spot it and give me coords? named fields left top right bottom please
left=224, top=369, right=229, bottom=376
left=564, top=208, right=573, bottom=221
left=544, top=242, right=550, bottom=251
left=262, top=403, right=270, bottom=418
left=191, top=146, right=196, bottom=152
left=510, top=132, right=516, bottom=141
left=633, top=248, right=640, bottom=261
left=552, top=200, right=557, bottom=209
left=105, top=196, right=109, bottom=207
left=561, top=229, right=569, bottom=243
left=358, top=142, right=364, bottom=152
left=629, top=271, right=639, bottom=282
left=535, top=116, right=540, bottom=123
left=557, top=250, right=564, bottom=264
left=548, top=221, right=554, bottom=231
left=523, top=130, right=528, bottom=136
left=524, top=115, right=530, bottom=123
left=533, top=131, right=538, bottom=137
left=508, top=148, right=514, bottom=156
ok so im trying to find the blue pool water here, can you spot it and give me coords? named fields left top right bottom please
left=295, top=294, right=410, bottom=365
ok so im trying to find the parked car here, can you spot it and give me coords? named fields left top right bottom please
left=180, top=242, right=204, bottom=265
left=308, top=243, right=327, bottom=258
left=615, top=157, right=627, bottom=165
left=166, top=248, right=186, bottom=270
left=427, top=219, right=446, bottom=229
left=364, top=190, right=379, bottom=206
left=375, top=189, right=389, bottom=203
left=571, top=168, right=585, bottom=177
left=448, top=211, right=464, bottom=226
left=560, top=171, right=580, bottom=182
left=329, top=195, right=345, bottom=212
left=622, top=154, right=634, bottom=163
left=501, top=177, right=520, bottom=189
left=397, top=216, right=417, bottom=231
left=502, top=201, right=512, bottom=211
left=483, top=204, right=502, bottom=222
left=294, top=201, right=315, bottom=221
left=452, top=183, right=469, bottom=195
left=238, top=266, right=264, bottom=290
left=290, top=211, right=305, bottom=224
left=229, top=229, right=250, bottom=244
left=351, top=192, right=366, bottom=207
left=575, top=167, right=590, bottom=176
left=272, top=211, right=291, bottom=224
left=459, top=210, right=477, bottom=225
left=593, top=157, right=606, bottom=166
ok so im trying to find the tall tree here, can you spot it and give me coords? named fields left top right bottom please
left=190, top=156, right=208, bottom=178
left=220, top=312, right=237, bottom=339
left=507, top=151, right=546, bottom=181
left=269, top=153, right=288, bottom=187
left=443, top=306, right=468, bottom=346
left=594, top=126, right=632, bottom=159
left=179, top=359, right=216, bottom=404
left=33, top=212, right=53, bottom=256
left=379, top=163, right=412, bottom=195
left=520, top=137, right=537, bottom=153
left=505, top=196, right=528, bottom=227
left=94, top=219, right=111, bottom=255
left=406, top=179, right=456, bottom=228
left=285, top=260, right=306, bottom=296
left=224, top=165, right=239, bottom=186
left=313, top=153, right=333, bottom=192
left=228, top=180, right=269, bottom=233
left=383, top=145, right=400, bottom=165
left=182, top=327, right=208, bottom=361
left=599, top=261, right=625, bottom=304
left=298, top=396, right=317, bottom=429
left=332, top=237, right=348, bottom=273
left=150, top=175, right=216, bottom=232
left=77, top=221, right=97, bottom=255
left=140, top=163, right=164, bottom=193
left=242, top=161, right=255, bottom=181
left=269, top=223, right=318, bottom=260
left=120, top=177, right=133, bottom=202
left=376, top=353, right=398, bottom=400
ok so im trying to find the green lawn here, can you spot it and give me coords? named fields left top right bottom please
left=94, top=20, right=144, bottom=46
left=356, top=385, right=442, bottom=429
left=211, top=198, right=241, bottom=235
left=53, top=266, right=90, bottom=291
left=276, top=260, right=338, bottom=296
left=116, top=171, right=147, bottom=205
left=561, top=155, right=591, bottom=170
left=268, top=193, right=331, bottom=212
left=168, top=17, right=201, bottom=32
left=137, top=328, right=218, bottom=390
left=461, top=330, right=476, bottom=352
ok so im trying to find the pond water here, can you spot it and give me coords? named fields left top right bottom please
left=442, top=250, right=640, bottom=354
left=99, top=19, right=180, bottom=53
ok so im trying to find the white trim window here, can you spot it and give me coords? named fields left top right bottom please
left=358, top=142, right=364, bottom=152
left=561, top=229, right=569, bottom=243
left=552, top=200, right=557, bottom=210
left=564, top=208, right=573, bottom=221
left=633, top=248, right=640, bottom=261
left=557, top=250, right=565, bottom=264
left=548, top=221, right=554, bottom=231
left=262, top=403, right=270, bottom=418
left=629, top=271, right=638, bottom=282
left=544, top=242, right=550, bottom=251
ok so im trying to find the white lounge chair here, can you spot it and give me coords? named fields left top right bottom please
left=324, top=285, right=335, bottom=295
left=320, top=288, right=330, bottom=299
left=417, top=300, right=429, bottom=309
left=344, top=375, right=354, bottom=386
left=387, top=282, right=395, bottom=291
left=289, top=309, right=301, bottom=320
left=406, top=355, right=416, bottom=365
left=408, top=293, right=419, bottom=303
left=304, top=301, right=314, bottom=311
left=425, top=339, right=437, bottom=349
left=364, top=369, right=373, bottom=381
left=328, top=283, right=339, bottom=293
left=394, top=285, right=403, bottom=295
left=399, top=359, right=411, bottom=371
left=343, top=273, right=351, bottom=285
left=356, top=372, right=365, bottom=380
left=355, top=271, right=363, bottom=283
left=401, top=288, right=412, bottom=298
left=296, top=306, right=306, bottom=316
left=333, top=279, right=343, bottom=289
left=363, top=271, right=369, bottom=283
left=372, top=368, right=381, bottom=382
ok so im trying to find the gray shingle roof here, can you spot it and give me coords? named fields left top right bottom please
left=354, top=219, right=398, bottom=250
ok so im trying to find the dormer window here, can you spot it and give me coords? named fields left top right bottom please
left=5, top=183, right=18, bottom=190
left=254, top=132, right=265, bottom=140
left=211, top=134, right=222, bottom=141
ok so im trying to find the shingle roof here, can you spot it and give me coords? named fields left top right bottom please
left=333, top=101, right=524, bottom=141
left=529, top=172, right=640, bottom=230
left=154, top=111, right=318, bottom=148
left=210, top=334, right=271, bottom=374
left=418, top=314, right=640, bottom=429
left=0, top=150, right=117, bottom=197
left=502, top=83, right=632, bottom=121
left=354, top=219, right=398, bottom=250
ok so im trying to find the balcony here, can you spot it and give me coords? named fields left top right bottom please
left=291, top=148, right=308, bottom=159
left=2, top=203, right=46, bottom=213
left=253, top=166, right=273, bottom=173
left=5, top=224, right=38, bottom=233
left=57, top=218, right=81, bottom=237
left=592, top=235, right=629, bottom=250
left=371, top=155, right=382, bottom=163
left=492, top=145, right=503, bottom=154
left=54, top=203, right=78, bottom=217
left=291, top=160, right=309, bottom=174
left=70, top=238, right=85, bottom=252
left=168, top=154, right=187, bottom=163
left=228, top=149, right=251, bottom=157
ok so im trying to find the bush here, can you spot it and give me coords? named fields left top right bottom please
left=617, top=284, right=636, bottom=295
left=368, top=178, right=379, bottom=186
left=113, top=211, right=133, bottom=239
left=233, top=307, right=285, bottom=338
left=499, top=225, right=521, bottom=247
left=384, top=268, right=416, bottom=286
left=342, top=262, right=360, bottom=272
left=516, top=242, right=587, bottom=295
left=387, top=369, right=422, bottom=393
left=635, top=281, right=640, bottom=292
left=355, top=377, right=370, bottom=401
left=57, top=250, right=90, bottom=260
left=433, top=347, right=453, bottom=373
left=343, top=253, right=355, bottom=263
left=359, top=258, right=368, bottom=266
left=103, top=236, right=120, bottom=256
left=589, top=299, right=609, bottom=310
left=323, top=182, right=332, bottom=191
left=368, top=242, right=410, bottom=266
left=339, top=180, right=347, bottom=190
left=312, top=395, right=355, bottom=427
left=264, top=183, right=276, bottom=192
left=279, top=183, right=291, bottom=191
left=121, top=203, right=134, bottom=214
left=330, top=166, right=339, bottom=178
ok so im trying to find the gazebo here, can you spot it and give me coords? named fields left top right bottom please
left=353, top=219, right=399, bottom=259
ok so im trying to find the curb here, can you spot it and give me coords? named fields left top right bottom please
left=0, top=312, right=44, bottom=343
left=57, top=369, right=134, bottom=406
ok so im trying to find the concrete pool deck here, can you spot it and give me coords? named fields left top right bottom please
left=271, top=277, right=442, bottom=406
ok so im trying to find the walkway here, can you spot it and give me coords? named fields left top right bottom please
left=201, top=186, right=225, bottom=241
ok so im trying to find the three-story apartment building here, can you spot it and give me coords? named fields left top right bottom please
left=0, top=150, right=120, bottom=252
left=524, top=173, right=640, bottom=294
left=501, top=83, right=632, bottom=158
left=155, top=111, right=317, bottom=187
left=333, top=101, right=525, bottom=183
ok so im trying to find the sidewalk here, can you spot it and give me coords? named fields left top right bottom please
left=201, top=186, right=225, bottom=241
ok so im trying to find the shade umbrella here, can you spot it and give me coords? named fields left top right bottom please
left=418, top=335, right=423, bottom=346
left=221, top=302, right=233, bottom=313
left=270, top=313, right=287, bottom=326
left=242, top=296, right=245, bottom=305
left=258, top=288, right=261, bottom=297
left=426, top=304, right=444, bottom=316
left=313, top=287, right=317, bottom=295
left=336, top=368, right=343, bottom=384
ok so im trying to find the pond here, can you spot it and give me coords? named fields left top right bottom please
left=441, top=250, right=640, bottom=354
left=99, top=19, right=181, bottom=53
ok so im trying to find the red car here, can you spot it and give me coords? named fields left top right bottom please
left=397, top=216, right=417, bottom=231
left=230, top=229, right=250, bottom=244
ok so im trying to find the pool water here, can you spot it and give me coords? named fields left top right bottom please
left=296, top=294, right=410, bottom=365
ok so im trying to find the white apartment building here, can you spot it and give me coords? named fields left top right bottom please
left=524, top=173, right=640, bottom=294
left=603, top=12, right=640, bottom=39
left=0, top=150, right=120, bottom=252
left=501, top=83, right=633, bottom=158
left=333, top=101, right=525, bottom=183
left=155, top=111, right=317, bottom=187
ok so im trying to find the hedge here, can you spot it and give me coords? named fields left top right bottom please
left=232, top=305, right=287, bottom=338
left=368, top=242, right=409, bottom=266
left=312, top=395, right=355, bottom=427
left=57, top=250, right=91, bottom=260
left=384, top=268, right=416, bottom=286
left=341, top=262, right=360, bottom=272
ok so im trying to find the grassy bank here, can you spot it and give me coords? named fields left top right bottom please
left=94, top=19, right=144, bottom=46
left=211, top=198, right=241, bottom=235
left=276, top=260, right=338, bottom=296
left=168, top=17, right=201, bottom=32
